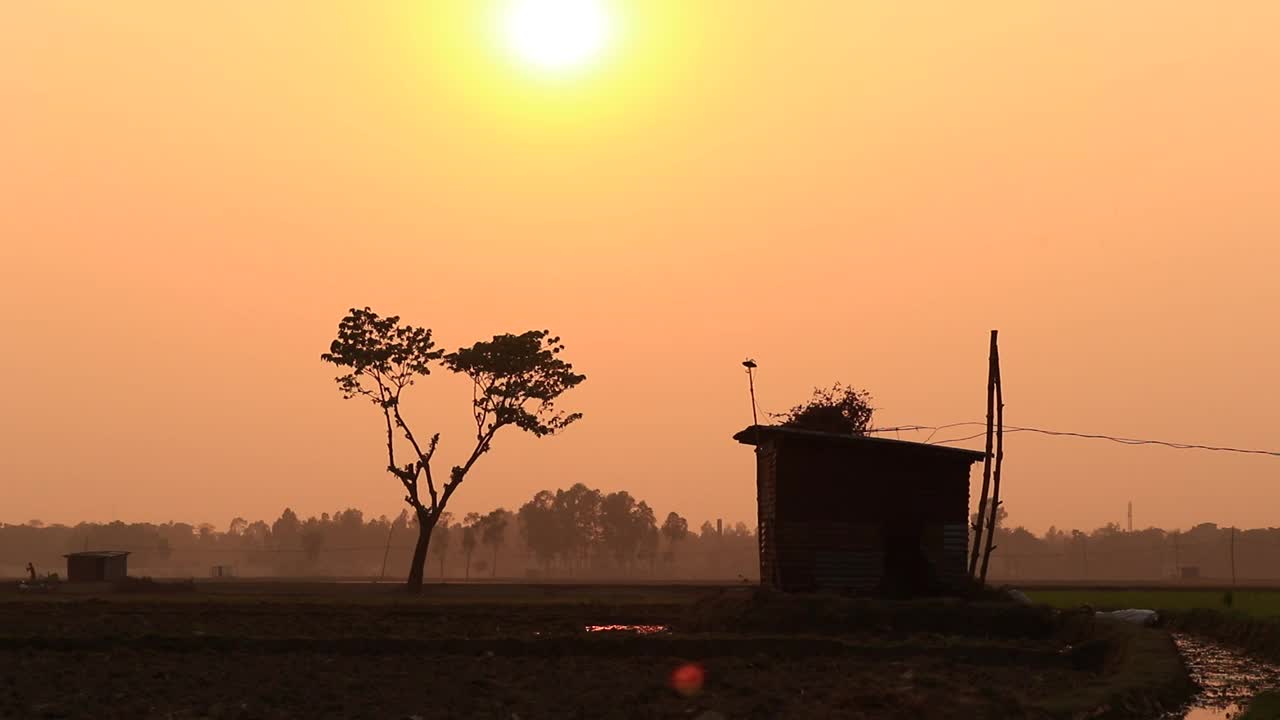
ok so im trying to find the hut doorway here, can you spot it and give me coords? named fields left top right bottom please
left=881, top=522, right=934, bottom=596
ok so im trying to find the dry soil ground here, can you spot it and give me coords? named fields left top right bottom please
left=0, top=581, right=1159, bottom=719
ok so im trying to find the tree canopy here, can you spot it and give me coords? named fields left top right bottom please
left=320, top=307, right=585, bottom=591
left=774, top=383, right=874, bottom=435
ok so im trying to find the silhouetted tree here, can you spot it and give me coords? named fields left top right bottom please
left=598, top=493, right=657, bottom=571
left=519, top=491, right=560, bottom=570
left=481, top=509, right=509, bottom=577
left=321, top=308, right=585, bottom=592
left=272, top=508, right=301, bottom=550
left=301, top=519, right=324, bottom=564
left=970, top=504, right=1008, bottom=531
left=462, top=514, right=479, bottom=581
left=430, top=512, right=453, bottom=579
left=243, top=520, right=270, bottom=546
left=661, top=512, right=689, bottom=564
left=638, top=524, right=659, bottom=572
left=600, top=491, right=641, bottom=567
left=555, top=483, right=603, bottom=571
left=774, top=383, right=874, bottom=435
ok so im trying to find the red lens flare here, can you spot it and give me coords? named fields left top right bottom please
left=670, top=662, right=705, bottom=697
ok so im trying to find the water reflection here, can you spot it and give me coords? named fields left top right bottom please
left=1172, top=633, right=1280, bottom=719
left=584, top=624, right=669, bottom=634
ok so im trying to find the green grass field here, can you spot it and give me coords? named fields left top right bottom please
left=1028, top=589, right=1280, bottom=618
left=1242, top=690, right=1280, bottom=720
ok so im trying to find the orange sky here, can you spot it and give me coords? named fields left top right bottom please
left=2, top=2, right=1277, bottom=534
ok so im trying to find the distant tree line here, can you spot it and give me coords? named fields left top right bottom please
left=984, top=508, right=1280, bottom=582
left=1, top=485, right=759, bottom=582
left=12, top=502, right=1280, bottom=583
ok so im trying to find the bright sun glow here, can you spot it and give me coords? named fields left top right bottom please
left=501, top=0, right=614, bottom=74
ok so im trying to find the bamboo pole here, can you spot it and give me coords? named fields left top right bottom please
left=979, top=337, right=1004, bottom=585
left=968, top=330, right=998, bottom=580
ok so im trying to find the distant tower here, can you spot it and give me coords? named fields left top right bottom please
left=1127, top=501, right=1133, bottom=533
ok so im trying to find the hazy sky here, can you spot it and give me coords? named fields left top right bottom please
left=2, top=2, right=1277, bottom=534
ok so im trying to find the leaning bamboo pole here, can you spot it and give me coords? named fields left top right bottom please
left=968, top=330, right=998, bottom=580
left=979, top=337, right=1004, bottom=585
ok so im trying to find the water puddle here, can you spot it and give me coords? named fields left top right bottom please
left=584, top=624, right=669, bottom=634
left=1171, top=633, right=1280, bottom=719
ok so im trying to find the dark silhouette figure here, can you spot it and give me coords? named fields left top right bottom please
left=26, top=563, right=36, bottom=582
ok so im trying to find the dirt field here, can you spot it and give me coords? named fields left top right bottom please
left=1, top=582, right=1181, bottom=719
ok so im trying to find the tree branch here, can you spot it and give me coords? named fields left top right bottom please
left=373, top=375, right=424, bottom=511
left=440, top=424, right=502, bottom=511
left=422, top=434, right=441, bottom=512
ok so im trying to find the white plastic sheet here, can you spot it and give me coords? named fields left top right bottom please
left=1096, top=608, right=1159, bottom=626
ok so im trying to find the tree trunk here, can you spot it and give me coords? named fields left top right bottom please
left=407, top=517, right=433, bottom=593
left=439, top=553, right=445, bottom=580
left=492, top=545, right=498, bottom=578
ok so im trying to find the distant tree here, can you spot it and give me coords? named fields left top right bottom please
left=243, top=520, right=270, bottom=546
left=301, top=518, right=325, bottom=563
left=661, top=512, right=689, bottom=564
left=228, top=517, right=249, bottom=536
left=462, top=513, right=480, bottom=580
left=430, top=512, right=453, bottom=579
left=272, top=508, right=301, bottom=548
left=322, top=308, right=585, bottom=592
left=480, top=509, right=509, bottom=578
left=699, top=520, right=716, bottom=540
left=519, top=491, right=561, bottom=570
left=774, top=383, right=874, bottom=435
left=1092, top=522, right=1123, bottom=539
left=970, top=504, right=1008, bottom=532
left=638, top=524, right=659, bottom=572
left=600, top=492, right=640, bottom=567
left=599, top=493, right=657, bottom=571
left=555, top=483, right=603, bottom=571
left=336, top=508, right=364, bottom=532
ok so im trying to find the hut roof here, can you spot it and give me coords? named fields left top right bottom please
left=733, top=425, right=987, bottom=463
left=63, top=551, right=131, bottom=559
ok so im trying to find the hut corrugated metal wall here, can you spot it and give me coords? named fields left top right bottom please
left=64, top=551, right=130, bottom=582
left=736, top=426, right=984, bottom=594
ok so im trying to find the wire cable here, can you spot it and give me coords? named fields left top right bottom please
left=868, top=421, right=1280, bottom=457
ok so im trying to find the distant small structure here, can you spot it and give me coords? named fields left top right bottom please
left=735, top=425, right=985, bottom=595
left=210, top=565, right=233, bottom=578
left=64, top=551, right=130, bottom=582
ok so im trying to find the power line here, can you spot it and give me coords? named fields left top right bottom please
left=868, top=422, right=1280, bottom=458
left=1003, top=425, right=1280, bottom=457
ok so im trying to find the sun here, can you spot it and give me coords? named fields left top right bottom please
left=500, top=0, right=615, bottom=74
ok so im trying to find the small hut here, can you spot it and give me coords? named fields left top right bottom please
left=64, top=551, right=130, bottom=582
left=734, top=425, right=984, bottom=595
